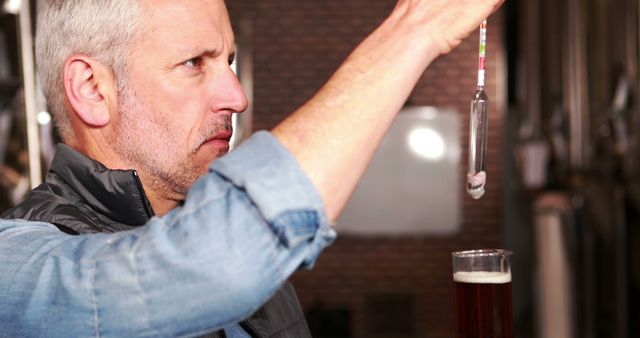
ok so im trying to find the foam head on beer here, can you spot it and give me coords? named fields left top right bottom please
left=453, top=271, right=512, bottom=284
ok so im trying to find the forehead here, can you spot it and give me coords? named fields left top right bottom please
left=137, top=0, right=234, bottom=54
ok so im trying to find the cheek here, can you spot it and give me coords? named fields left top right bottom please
left=130, top=71, right=211, bottom=144
left=142, top=88, right=205, bottom=130
left=156, top=84, right=210, bottom=121
left=161, top=105, right=208, bottom=152
left=134, top=70, right=208, bottom=113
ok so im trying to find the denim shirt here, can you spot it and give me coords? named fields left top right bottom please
left=0, top=132, right=336, bottom=338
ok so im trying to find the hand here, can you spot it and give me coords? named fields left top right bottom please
left=390, top=0, right=506, bottom=55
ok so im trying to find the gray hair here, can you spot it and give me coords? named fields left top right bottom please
left=36, top=0, right=142, bottom=141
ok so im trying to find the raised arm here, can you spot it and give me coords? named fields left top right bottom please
left=0, top=133, right=335, bottom=338
left=273, top=0, right=505, bottom=220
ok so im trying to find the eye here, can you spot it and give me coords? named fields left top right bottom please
left=183, top=57, right=203, bottom=69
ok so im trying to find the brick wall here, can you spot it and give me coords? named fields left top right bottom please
left=227, top=1, right=506, bottom=337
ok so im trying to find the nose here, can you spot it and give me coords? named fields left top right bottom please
left=209, top=66, right=249, bottom=114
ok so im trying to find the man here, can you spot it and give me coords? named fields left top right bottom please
left=1, top=0, right=504, bottom=337
left=7, top=1, right=308, bottom=337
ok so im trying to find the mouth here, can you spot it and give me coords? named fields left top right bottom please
left=200, top=130, right=233, bottom=150
left=211, top=130, right=232, bottom=142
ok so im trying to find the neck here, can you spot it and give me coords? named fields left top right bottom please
left=135, top=173, right=183, bottom=216
left=66, top=131, right=182, bottom=217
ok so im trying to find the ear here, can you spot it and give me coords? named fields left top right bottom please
left=63, top=55, right=116, bottom=127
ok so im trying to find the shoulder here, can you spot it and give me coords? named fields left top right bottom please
left=2, top=183, right=101, bottom=234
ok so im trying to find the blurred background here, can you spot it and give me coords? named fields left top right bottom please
left=1, top=0, right=639, bottom=337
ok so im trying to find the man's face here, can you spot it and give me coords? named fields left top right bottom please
left=112, top=0, right=248, bottom=199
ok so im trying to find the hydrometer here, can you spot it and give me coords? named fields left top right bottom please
left=467, top=20, right=489, bottom=199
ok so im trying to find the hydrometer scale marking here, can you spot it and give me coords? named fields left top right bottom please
left=467, top=20, right=489, bottom=200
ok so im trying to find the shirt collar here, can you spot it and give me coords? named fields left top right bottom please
left=48, top=144, right=155, bottom=226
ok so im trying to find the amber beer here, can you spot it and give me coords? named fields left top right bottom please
left=452, top=250, right=513, bottom=338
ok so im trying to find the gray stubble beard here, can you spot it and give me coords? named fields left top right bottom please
left=112, top=85, right=214, bottom=202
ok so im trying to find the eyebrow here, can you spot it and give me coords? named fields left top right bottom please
left=177, top=47, right=236, bottom=62
left=179, top=47, right=219, bottom=59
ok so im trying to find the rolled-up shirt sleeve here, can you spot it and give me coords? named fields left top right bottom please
left=0, top=131, right=336, bottom=338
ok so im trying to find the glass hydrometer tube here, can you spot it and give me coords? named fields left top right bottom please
left=467, top=20, right=489, bottom=200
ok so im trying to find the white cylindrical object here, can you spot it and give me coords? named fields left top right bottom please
left=534, top=194, right=574, bottom=338
left=18, top=0, right=42, bottom=188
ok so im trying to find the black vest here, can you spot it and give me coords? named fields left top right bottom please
left=2, top=144, right=312, bottom=338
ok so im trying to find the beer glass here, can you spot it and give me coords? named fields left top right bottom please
left=452, top=249, right=513, bottom=338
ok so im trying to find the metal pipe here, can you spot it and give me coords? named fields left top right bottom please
left=564, top=0, right=590, bottom=171
left=17, top=0, right=42, bottom=188
left=526, top=0, right=541, bottom=139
